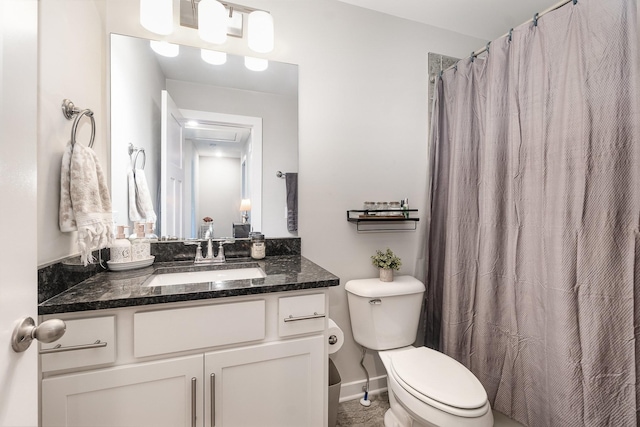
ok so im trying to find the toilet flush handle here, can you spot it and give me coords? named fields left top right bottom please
left=369, top=299, right=382, bottom=305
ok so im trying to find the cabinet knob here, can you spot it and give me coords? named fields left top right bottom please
left=11, top=317, right=66, bottom=353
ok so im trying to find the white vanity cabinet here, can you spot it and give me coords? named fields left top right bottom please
left=205, top=335, right=325, bottom=427
left=40, top=291, right=329, bottom=427
left=42, top=355, right=203, bottom=427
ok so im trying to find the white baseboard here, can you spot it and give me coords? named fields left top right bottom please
left=338, top=375, right=388, bottom=403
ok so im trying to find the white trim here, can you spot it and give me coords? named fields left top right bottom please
left=338, top=375, right=388, bottom=403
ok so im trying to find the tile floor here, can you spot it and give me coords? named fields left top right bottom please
left=336, top=393, right=390, bottom=427
left=336, top=392, right=525, bottom=427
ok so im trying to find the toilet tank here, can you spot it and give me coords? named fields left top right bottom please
left=345, top=276, right=425, bottom=350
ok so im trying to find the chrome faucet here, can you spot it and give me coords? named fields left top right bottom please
left=186, top=238, right=234, bottom=264
left=205, top=238, right=215, bottom=260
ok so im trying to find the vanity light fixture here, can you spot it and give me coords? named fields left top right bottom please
left=140, top=0, right=173, bottom=35
left=244, top=56, right=268, bottom=72
left=201, top=48, right=227, bottom=65
left=179, top=1, right=274, bottom=53
left=149, top=40, right=180, bottom=57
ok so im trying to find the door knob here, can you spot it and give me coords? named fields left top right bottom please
left=11, top=317, right=66, bottom=353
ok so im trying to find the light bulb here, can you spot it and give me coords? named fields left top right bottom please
left=244, top=56, right=268, bottom=72
left=198, top=0, right=228, bottom=45
left=140, top=0, right=173, bottom=35
left=248, top=11, right=274, bottom=53
left=201, top=49, right=227, bottom=65
left=149, top=40, right=179, bottom=57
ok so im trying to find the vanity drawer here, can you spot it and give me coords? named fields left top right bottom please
left=134, top=300, right=265, bottom=357
left=278, top=293, right=326, bottom=337
left=41, top=316, right=116, bottom=372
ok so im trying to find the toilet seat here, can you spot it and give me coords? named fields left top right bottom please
left=389, top=347, right=488, bottom=418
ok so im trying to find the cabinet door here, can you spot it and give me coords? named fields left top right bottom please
left=205, top=335, right=325, bottom=427
left=42, top=355, right=203, bottom=427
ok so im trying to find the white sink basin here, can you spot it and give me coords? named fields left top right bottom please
left=146, top=267, right=266, bottom=287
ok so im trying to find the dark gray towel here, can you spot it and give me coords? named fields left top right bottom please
left=285, top=173, right=298, bottom=232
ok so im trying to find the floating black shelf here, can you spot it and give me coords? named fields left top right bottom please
left=346, top=209, right=419, bottom=232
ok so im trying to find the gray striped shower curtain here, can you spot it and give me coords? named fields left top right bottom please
left=426, top=0, right=640, bottom=425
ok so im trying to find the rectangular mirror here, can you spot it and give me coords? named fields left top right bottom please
left=110, top=33, right=298, bottom=239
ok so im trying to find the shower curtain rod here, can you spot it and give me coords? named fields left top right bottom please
left=438, top=0, right=575, bottom=76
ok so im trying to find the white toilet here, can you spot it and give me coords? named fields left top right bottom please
left=345, top=276, right=493, bottom=427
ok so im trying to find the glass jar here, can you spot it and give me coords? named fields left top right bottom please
left=389, top=201, right=402, bottom=216
left=374, top=202, right=385, bottom=216
left=251, top=233, right=266, bottom=259
left=379, top=202, right=390, bottom=216
left=363, top=201, right=375, bottom=212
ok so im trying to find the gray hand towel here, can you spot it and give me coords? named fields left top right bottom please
left=285, top=172, right=298, bottom=232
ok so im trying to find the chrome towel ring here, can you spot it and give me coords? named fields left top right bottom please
left=128, top=143, right=146, bottom=169
left=62, top=99, right=95, bottom=148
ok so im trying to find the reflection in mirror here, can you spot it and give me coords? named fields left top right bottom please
left=110, top=33, right=298, bottom=240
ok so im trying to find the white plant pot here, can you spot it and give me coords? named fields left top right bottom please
left=379, top=268, right=393, bottom=282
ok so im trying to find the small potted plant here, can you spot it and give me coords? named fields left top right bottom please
left=371, top=248, right=402, bottom=282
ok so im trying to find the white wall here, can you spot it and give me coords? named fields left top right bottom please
left=198, top=156, right=242, bottom=238
left=253, top=0, right=485, bottom=385
left=38, top=0, right=485, bottom=385
left=37, top=0, right=106, bottom=265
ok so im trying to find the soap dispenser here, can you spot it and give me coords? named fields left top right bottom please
left=145, top=222, right=158, bottom=242
left=129, top=223, right=151, bottom=261
left=110, top=225, right=131, bottom=263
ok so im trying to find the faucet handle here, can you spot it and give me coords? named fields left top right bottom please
left=194, top=242, right=204, bottom=262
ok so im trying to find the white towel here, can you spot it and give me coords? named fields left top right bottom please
left=128, top=168, right=156, bottom=225
left=59, top=141, right=114, bottom=265
left=127, top=170, right=140, bottom=221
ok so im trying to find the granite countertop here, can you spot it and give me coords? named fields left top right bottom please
left=39, top=256, right=340, bottom=315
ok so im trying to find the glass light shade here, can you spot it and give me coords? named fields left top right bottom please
left=248, top=11, right=274, bottom=53
left=198, top=0, right=228, bottom=45
left=240, top=199, right=252, bottom=211
left=140, top=0, right=173, bottom=35
left=149, top=40, right=180, bottom=57
left=201, top=49, right=227, bottom=65
left=244, top=56, right=269, bottom=72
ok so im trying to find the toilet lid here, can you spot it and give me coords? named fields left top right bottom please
left=390, top=347, right=487, bottom=410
